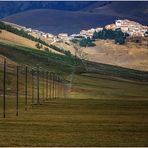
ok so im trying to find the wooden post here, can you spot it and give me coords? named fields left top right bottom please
left=55, top=74, right=57, bottom=98
left=25, top=66, right=28, bottom=111
left=49, top=72, right=52, bottom=99
left=54, top=74, right=56, bottom=99
left=31, top=69, right=34, bottom=106
left=57, top=76, right=59, bottom=99
left=42, top=71, right=44, bottom=102
left=56, top=76, right=58, bottom=99
left=37, top=66, right=40, bottom=104
left=3, top=58, right=6, bottom=118
left=51, top=73, right=53, bottom=99
left=46, top=71, right=48, bottom=100
left=16, top=65, right=19, bottom=116
left=52, top=73, right=55, bottom=98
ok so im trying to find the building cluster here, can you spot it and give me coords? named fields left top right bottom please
left=105, top=19, right=148, bottom=37
left=23, top=26, right=102, bottom=43
left=22, top=27, right=70, bottom=44
left=73, top=20, right=148, bottom=39
left=9, top=19, right=147, bottom=45
left=69, top=27, right=103, bottom=40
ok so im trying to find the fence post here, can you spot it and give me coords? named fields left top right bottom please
left=59, top=77, right=61, bottom=99
left=25, top=66, right=28, bottom=111
left=58, top=76, right=60, bottom=99
left=31, top=69, right=34, bottom=106
left=37, top=65, right=40, bottom=105
left=42, top=71, right=44, bottom=102
left=47, top=71, right=49, bottom=100
left=16, top=65, right=19, bottom=116
left=3, top=58, right=6, bottom=118
left=46, top=71, right=48, bottom=100
left=62, top=79, right=64, bottom=98
left=56, top=75, right=57, bottom=99
left=57, top=76, right=59, bottom=98
left=49, top=72, right=51, bottom=99
left=51, top=73, right=53, bottom=99
left=54, top=74, right=56, bottom=99
left=53, top=73, right=55, bottom=98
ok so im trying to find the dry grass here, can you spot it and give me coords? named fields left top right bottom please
left=0, top=37, right=148, bottom=146
left=54, top=42, right=76, bottom=55
left=80, top=40, right=148, bottom=71
left=0, top=30, right=63, bottom=55
left=0, top=70, right=148, bottom=146
left=0, top=30, right=38, bottom=49
left=0, top=98, right=148, bottom=147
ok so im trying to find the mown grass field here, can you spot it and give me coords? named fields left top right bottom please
left=0, top=73, right=148, bottom=146
left=0, top=98, right=148, bottom=147
left=0, top=40, right=148, bottom=146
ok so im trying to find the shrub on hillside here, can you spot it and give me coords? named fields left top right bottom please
left=36, top=43, right=42, bottom=49
left=93, top=28, right=115, bottom=40
left=114, top=28, right=127, bottom=44
left=44, top=47, right=49, bottom=52
left=79, top=37, right=96, bottom=47
left=93, top=28, right=129, bottom=45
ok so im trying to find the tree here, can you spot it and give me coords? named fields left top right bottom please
left=114, top=28, right=126, bottom=45
left=93, top=31, right=99, bottom=39
left=79, top=37, right=96, bottom=47
left=44, top=47, right=49, bottom=52
left=93, top=27, right=129, bottom=45
left=36, top=43, right=41, bottom=49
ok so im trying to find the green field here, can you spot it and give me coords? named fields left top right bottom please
left=0, top=73, right=148, bottom=146
left=0, top=41, right=148, bottom=146
left=0, top=98, right=148, bottom=147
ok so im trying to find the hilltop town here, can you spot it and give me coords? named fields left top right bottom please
left=3, top=19, right=148, bottom=45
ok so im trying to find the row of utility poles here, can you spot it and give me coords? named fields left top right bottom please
left=2, top=58, right=66, bottom=118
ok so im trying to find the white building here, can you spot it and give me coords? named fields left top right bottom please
left=57, top=33, right=69, bottom=42
left=25, top=28, right=32, bottom=32
left=47, top=33, right=54, bottom=38
left=95, top=27, right=103, bottom=32
left=115, top=19, right=148, bottom=37
left=80, top=28, right=96, bottom=38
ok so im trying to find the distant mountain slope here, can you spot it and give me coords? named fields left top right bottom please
left=2, top=1, right=148, bottom=34
left=1, top=9, right=116, bottom=35
left=85, top=1, right=148, bottom=25
left=0, top=1, right=96, bottom=18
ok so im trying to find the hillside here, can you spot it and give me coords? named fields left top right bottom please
left=1, top=39, right=148, bottom=82
left=84, top=1, right=148, bottom=24
left=80, top=39, right=148, bottom=71
left=0, top=50, right=148, bottom=146
left=0, top=21, right=148, bottom=73
left=49, top=38, right=148, bottom=72
left=0, top=30, right=63, bottom=55
left=0, top=36, right=148, bottom=147
left=0, top=1, right=97, bottom=18
left=1, top=1, right=148, bottom=34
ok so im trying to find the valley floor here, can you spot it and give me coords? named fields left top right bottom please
left=0, top=74, right=148, bottom=146
left=0, top=98, right=148, bottom=146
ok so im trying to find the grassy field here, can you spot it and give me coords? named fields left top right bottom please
left=0, top=41, right=148, bottom=146
left=0, top=73, right=148, bottom=146
left=0, top=98, right=148, bottom=147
